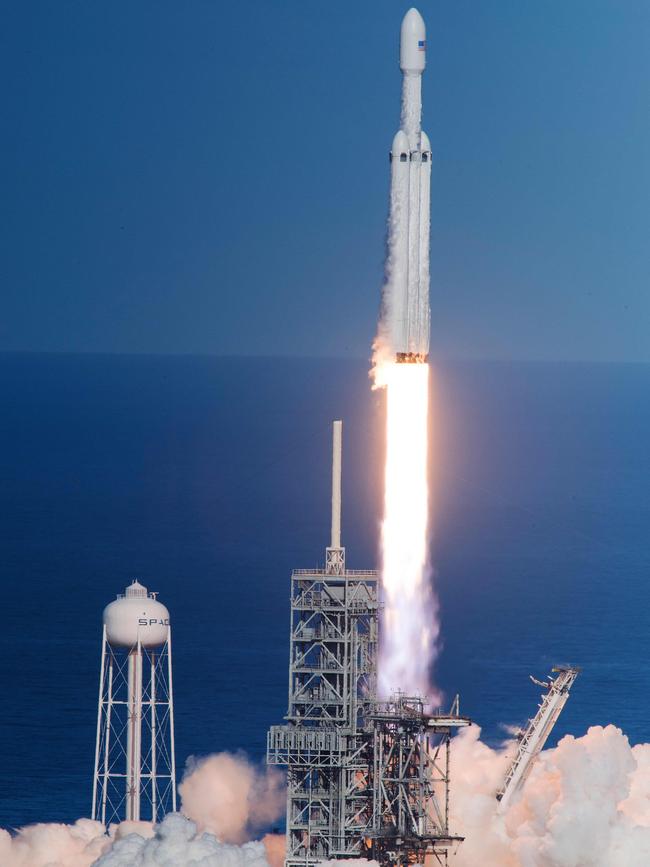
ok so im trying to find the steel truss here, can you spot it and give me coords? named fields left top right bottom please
left=267, top=422, right=471, bottom=867
left=369, top=695, right=470, bottom=866
left=267, top=553, right=379, bottom=867
left=92, top=627, right=177, bottom=825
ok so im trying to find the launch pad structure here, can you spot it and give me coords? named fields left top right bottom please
left=267, top=422, right=471, bottom=867
left=370, top=694, right=469, bottom=866
left=497, top=666, right=580, bottom=811
left=267, top=420, right=380, bottom=864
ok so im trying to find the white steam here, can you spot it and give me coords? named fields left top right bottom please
left=178, top=752, right=285, bottom=844
left=451, top=723, right=650, bottom=867
left=7, top=728, right=650, bottom=866
left=0, top=752, right=284, bottom=867
left=0, top=819, right=109, bottom=867
left=93, top=814, right=269, bottom=867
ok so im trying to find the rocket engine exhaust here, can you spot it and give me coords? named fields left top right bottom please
left=376, top=361, right=438, bottom=700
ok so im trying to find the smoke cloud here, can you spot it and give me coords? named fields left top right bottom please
left=7, top=730, right=650, bottom=866
left=451, top=723, right=650, bottom=867
left=0, top=752, right=283, bottom=867
left=178, top=752, right=285, bottom=844
left=93, top=814, right=269, bottom=867
left=0, top=819, right=109, bottom=867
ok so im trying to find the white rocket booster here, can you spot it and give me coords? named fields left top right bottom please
left=385, top=8, right=431, bottom=363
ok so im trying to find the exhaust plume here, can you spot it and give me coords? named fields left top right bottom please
left=374, top=361, right=439, bottom=701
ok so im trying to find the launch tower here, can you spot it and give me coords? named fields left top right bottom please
left=267, top=423, right=470, bottom=866
left=267, top=421, right=379, bottom=864
left=91, top=580, right=177, bottom=825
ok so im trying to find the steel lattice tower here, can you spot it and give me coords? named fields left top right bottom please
left=267, top=422, right=472, bottom=867
left=267, top=421, right=379, bottom=865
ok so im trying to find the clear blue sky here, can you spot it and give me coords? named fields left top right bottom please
left=2, top=1, right=648, bottom=360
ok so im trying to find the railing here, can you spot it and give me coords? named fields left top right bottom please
left=292, top=569, right=378, bottom=578
left=267, top=726, right=344, bottom=754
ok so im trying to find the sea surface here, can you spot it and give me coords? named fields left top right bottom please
left=1, top=354, right=649, bottom=828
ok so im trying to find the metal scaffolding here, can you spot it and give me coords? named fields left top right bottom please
left=268, top=421, right=378, bottom=864
left=369, top=695, right=470, bottom=866
left=267, top=558, right=379, bottom=865
left=267, top=421, right=471, bottom=867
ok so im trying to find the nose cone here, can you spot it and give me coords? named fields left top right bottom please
left=391, top=130, right=410, bottom=156
left=400, top=8, right=426, bottom=73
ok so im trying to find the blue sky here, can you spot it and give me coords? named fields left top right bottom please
left=1, top=1, right=648, bottom=360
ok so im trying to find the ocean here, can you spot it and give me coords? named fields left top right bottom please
left=1, top=353, right=649, bottom=828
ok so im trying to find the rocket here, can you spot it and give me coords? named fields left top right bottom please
left=385, top=8, right=431, bottom=363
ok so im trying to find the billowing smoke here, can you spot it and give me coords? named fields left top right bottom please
left=0, top=752, right=284, bottom=867
left=93, top=814, right=269, bottom=867
left=451, top=723, right=650, bottom=867
left=178, top=752, right=285, bottom=844
left=7, top=729, right=650, bottom=865
left=0, top=818, right=109, bottom=867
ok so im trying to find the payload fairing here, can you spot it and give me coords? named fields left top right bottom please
left=384, top=8, right=431, bottom=363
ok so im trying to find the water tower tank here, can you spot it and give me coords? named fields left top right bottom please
left=103, top=580, right=170, bottom=648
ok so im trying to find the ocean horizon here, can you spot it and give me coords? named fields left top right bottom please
left=1, top=352, right=649, bottom=828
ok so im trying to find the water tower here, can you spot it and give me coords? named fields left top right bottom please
left=91, top=580, right=177, bottom=825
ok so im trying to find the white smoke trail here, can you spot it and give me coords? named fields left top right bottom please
left=400, top=72, right=422, bottom=143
